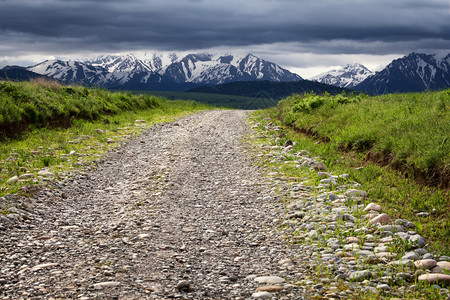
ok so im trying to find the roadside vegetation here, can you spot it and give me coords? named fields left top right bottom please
left=0, top=79, right=212, bottom=199
left=261, top=90, right=449, bottom=255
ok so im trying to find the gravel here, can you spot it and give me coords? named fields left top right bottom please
left=0, top=111, right=304, bottom=299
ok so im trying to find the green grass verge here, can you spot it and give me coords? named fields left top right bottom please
left=257, top=91, right=450, bottom=255
left=0, top=79, right=171, bottom=138
left=0, top=79, right=213, bottom=201
left=278, top=90, right=450, bottom=188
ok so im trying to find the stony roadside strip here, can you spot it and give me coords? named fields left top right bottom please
left=246, top=118, right=450, bottom=299
left=0, top=110, right=449, bottom=299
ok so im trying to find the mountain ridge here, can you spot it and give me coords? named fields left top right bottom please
left=354, top=52, right=450, bottom=94
left=24, top=53, right=302, bottom=91
left=2, top=51, right=449, bottom=95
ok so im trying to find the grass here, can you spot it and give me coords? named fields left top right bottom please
left=252, top=90, right=450, bottom=256
left=0, top=79, right=212, bottom=202
left=278, top=91, right=450, bottom=188
left=0, top=78, right=167, bottom=139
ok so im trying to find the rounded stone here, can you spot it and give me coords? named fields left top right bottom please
left=176, top=280, right=191, bottom=291
left=402, top=251, right=420, bottom=261
left=437, top=261, right=450, bottom=272
left=395, top=219, right=415, bottom=229
left=256, top=286, right=285, bottom=292
left=254, top=276, right=285, bottom=284
left=349, top=270, right=371, bottom=281
left=414, top=259, right=437, bottom=270
left=377, top=284, right=390, bottom=291
left=364, top=203, right=382, bottom=212
left=93, top=281, right=121, bottom=289
left=251, top=291, right=273, bottom=299
left=369, top=213, right=392, bottom=225
left=346, top=189, right=368, bottom=199
left=418, top=274, right=450, bottom=284
left=278, top=259, right=294, bottom=266
left=346, top=237, right=360, bottom=244
left=6, top=176, right=19, bottom=185
left=378, top=225, right=405, bottom=232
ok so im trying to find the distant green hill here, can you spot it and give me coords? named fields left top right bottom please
left=138, top=90, right=274, bottom=110
left=187, top=80, right=353, bottom=100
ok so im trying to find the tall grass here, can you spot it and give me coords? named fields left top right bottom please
left=278, top=90, right=450, bottom=186
left=0, top=80, right=163, bottom=138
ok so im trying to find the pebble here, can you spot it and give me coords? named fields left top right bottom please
left=395, top=219, right=415, bottom=229
left=346, top=189, right=368, bottom=198
left=313, top=162, right=327, bottom=171
left=415, top=259, right=437, bottom=270
left=364, top=203, right=383, bottom=212
left=93, top=281, right=121, bottom=289
left=402, top=251, right=420, bottom=261
left=256, top=286, right=285, bottom=292
left=278, top=259, right=294, bottom=266
left=437, top=261, right=450, bottom=271
left=349, top=270, right=371, bottom=281
left=346, top=237, right=360, bottom=244
left=19, top=173, right=35, bottom=180
left=37, top=170, right=56, bottom=177
left=138, top=233, right=150, bottom=239
left=378, top=225, right=405, bottom=232
left=254, top=276, right=285, bottom=284
left=418, top=274, right=450, bottom=284
left=369, top=213, right=392, bottom=225
left=252, top=291, right=273, bottom=299
left=377, top=284, right=390, bottom=291
left=409, top=235, right=427, bottom=247
left=416, top=212, right=430, bottom=217
left=176, top=280, right=191, bottom=291
left=423, top=253, right=434, bottom=259
left=30, top=263, right=59, bottom=272
left=388, top=259, right=414, bottom=268
left=6, top=176, right=18, bottom=185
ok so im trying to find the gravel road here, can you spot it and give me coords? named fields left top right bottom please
left=0, top=111, right=304, bottom=299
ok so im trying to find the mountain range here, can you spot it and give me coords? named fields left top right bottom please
left=1, top=51, right=449, bottom=95
left=21, top=53, right=302, bottom=91
left=312, top=52, right=450, bottom=94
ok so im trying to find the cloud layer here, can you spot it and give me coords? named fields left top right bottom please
left=1, top=0, right=449, bottom=75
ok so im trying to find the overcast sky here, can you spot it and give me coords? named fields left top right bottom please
left=0, top=0, right=449, bottom=78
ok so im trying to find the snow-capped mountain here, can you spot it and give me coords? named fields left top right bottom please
left=28, top=59, right=108, bottom=85
left=355, top=52, right=450, bottom=94
left=159, top=53, right=302, bottom=85
left=26, top=53, right=302, bottom=91
left=310, top=63, right=373, bottom=88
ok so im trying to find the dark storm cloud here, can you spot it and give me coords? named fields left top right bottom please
left=0, top=0, right=449, bottom=57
